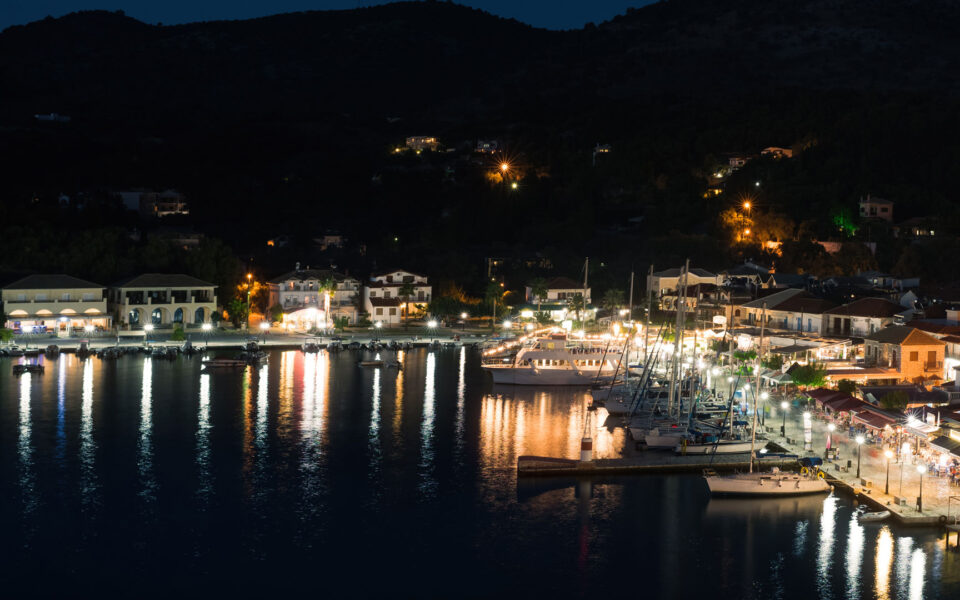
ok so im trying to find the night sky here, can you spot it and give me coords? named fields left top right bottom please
left=1, top=0, right=656, bottom=31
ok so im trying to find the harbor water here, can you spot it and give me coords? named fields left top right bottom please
left=0, top=347, right=957, bottom=598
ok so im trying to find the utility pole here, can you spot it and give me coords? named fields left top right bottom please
left=645, top=264, right=654, bottom=364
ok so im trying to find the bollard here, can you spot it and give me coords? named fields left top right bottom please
left=580, top=436, right=593, bottom=462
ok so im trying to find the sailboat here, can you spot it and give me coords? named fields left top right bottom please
left=702, top=303, right=831, bottom=496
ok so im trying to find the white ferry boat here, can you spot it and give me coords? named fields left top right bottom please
left=481, top=334, right=621, bottom=385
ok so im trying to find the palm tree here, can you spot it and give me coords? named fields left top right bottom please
left=530, top=277, right=548, bottom=316
left=602, top=289, right=625, bottom=315
left=485, top=281, right=502, bottom=330
left=398, top=281, right=415, bottom=329
left=317, top=276, right=337, bottom=331
left=567, top=293, right=586, bottom=326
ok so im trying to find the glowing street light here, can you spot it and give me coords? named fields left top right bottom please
left=743, top=201, right=751, bottom=211
left=84, top=324, right=94, bottom=333
left=917, top=465, right=927, bottom=512
left=500, top=162, right=509, bottom=172
left=827, top=422, right=836, bottom=453
left=143, top=324, right=154, bottom=332
left=510, top=182, right=518, bottom=190
left=427, top=320, right=438, bottom=329
left=374, top=321, right=383, bottom=328
left=502, top=320, right=512, bottom=329
left=855, top=435, right=865, bottom=478
left=884, top=450, right=894, bottom=495
left=460, top=312, right=468, bottom=320
left=201, top=323, right=212, bottom=332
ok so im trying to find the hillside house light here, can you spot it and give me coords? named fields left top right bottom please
left=510, top=182, right=518, bottom=190
left=743, top=201, right=751, bottom=210
left=500, top=162, right=509, bottom=172
left=755, top=181, right=761, bottom=187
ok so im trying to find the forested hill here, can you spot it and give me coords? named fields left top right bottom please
left=2, top=0, right=960, bottom=291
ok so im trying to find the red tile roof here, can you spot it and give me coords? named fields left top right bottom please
left=824, top=298, right=905, bottom=318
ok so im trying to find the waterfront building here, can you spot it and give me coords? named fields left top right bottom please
left=822, top=298, right=910, bottom=337
left=521, top=276, right=595, bottom=323
left=1, top=274, right=111, bottom=334
left=863, top=326, right=946, bottom=383
left=268, top=264, right=361, bottom=328
left=363, top=269, right=431, bottom=325
left=109, top=274, right=217, bottom=328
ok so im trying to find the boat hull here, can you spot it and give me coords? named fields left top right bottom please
left=675, top=441, right=755, bottom=454
left=705, top=473, right=832, bottom=496
left=483, top=366, right=613, bottom=386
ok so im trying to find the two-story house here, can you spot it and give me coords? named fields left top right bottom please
left=822, top=298, right=910, bottom=337
left=858, top=195, right=893, bottom=222
left=741, top=289, right=837, bottom=334
left=864, top=326, right=946, bottom=383
left=110, top=274, right=217, bottom=328
left=646, top=268, right=720, bottom=299
left=267, top=264, right=361, bottom=329
left=522, top=277, right=595, bottom=322
left=2, top=274, right=111, bottom=335
left=363, top=270, right=431, bottom=325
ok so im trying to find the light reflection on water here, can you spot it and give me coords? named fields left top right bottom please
left=0, top=349, right=956, bottom=598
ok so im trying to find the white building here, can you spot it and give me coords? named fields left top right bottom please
left=363, top=270, right=431, bottom=325
left=2, top=274, right=111, bottom=335
left=109, top=274, right=217, bottom=328
left=267, top=264, right=361, bottom=329
left=521, top=277, right=595, bottom=322
left=646, top=268, right=721, bottom=298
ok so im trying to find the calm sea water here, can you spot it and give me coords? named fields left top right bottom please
left=0, top=348, right=957, bottom=599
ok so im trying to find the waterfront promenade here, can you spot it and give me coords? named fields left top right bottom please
left=777, top=404, right=960, bottom=525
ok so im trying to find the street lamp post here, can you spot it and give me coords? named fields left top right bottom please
left=259, top=320, right=269, bottom=343
left=201, top=322, right=212, bottom=349
left=144, top=323, right=154, bottom=345
left=855, top=435, right=865, bottom=478
left=374, top=320, right=382, bottom=341
left=460, top=312, right=468, bottom=331
left=917, top=465, right=927, bottom=512
left=827, top=423, right=836, bottom=458
left=246, top=273, right=253, bottom=330
left=427, top=320, right=437, bottom=341
left=780, top=401, right=788, bottom=437
left=884, top=450, right=893, bottom=495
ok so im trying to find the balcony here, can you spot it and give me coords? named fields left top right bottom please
left=924, top=361, right=943, bottom=371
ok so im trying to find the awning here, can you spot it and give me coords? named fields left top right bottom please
left=905, top=423, right=939, bottom=437
left=762, top=371, right=794, bottom=384
left=929, top=435, right=960, bottom=455
left=853, top=411, right=896, bottom=431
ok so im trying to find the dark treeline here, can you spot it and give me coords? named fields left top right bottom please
left=2, top=1, right=960, bottom=300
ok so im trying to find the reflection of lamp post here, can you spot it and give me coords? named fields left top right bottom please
left=917, top=465, right=927, bottom=512
left=855, top=435, right=865, bottom=478
left=884, top=450, right=893, bottom=495
left=780, top=401, right=788, bottom=437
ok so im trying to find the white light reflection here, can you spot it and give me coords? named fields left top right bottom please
left=874, top=527, right=893, bottom=600
left=895, top=537, right=913, bottom=599
left=196, top=373, right=212, bottom=499
left=456, top=347, right=466, bottom=449
left=370, top=366, right=381, bottom=438
left=793, top=520, right=808, bottom=557
left=816, top=494, right=837, bottom=598
left=419, top=351, right=437, bottom=491
left=138, top=358, right=155, bottom=500
left=18, top=372, right=36, bottom=513
left=909, top=548, right=926, bottom=600
left=80, top=358, right=96, bottom=507
left=56, top=358, right=67, bottom=459
left=846, top=511, right=864, bottom=598
left=256, top=363, right=269, bottom=450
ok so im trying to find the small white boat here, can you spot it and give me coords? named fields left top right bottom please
left=704, top=467, right=832, bottom=496
left=858, top=510, right=891, bottom=523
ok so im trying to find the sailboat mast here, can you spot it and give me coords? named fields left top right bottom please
left=749, top=301, right=767, bottom=473
left=582, top=257, right=589, bottom=330
left=645, top=264, right=654, bottom=364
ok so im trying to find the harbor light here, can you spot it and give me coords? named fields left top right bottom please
left=525, top=323, right=534, bottom=331
left=375, top=321, right=382, bottom=328
left=828, top=423, right=835, bottom=432
left=201, top=323, right=212, bottom=331
left=259, top=322, right=269, bottom=330
left=500, top=162, right=509, bottom=172
left=780, top=401, right=788, bottom=410
left=743, top=201, right=751, bottom=210
left=727, top=376, right=734, bottom=383
left=84, top=325, right=94, bottom=333
left=427, top=320, right=438, bottom=328
left=917, top=465, right=926, bottom=474
left=520, top=310, right=533, bottom=318
left=503, top=320, right=512, bottom=329
left=460, top=312, right=468, bottom=319
left=760, top=392, right=769, bottom=400
left=510, top=182, right=518, bottom=190
left=144, top=324, right=154, bottom=332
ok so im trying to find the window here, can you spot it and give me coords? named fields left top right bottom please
left=61, top=293, right=71, bottom=301
left=910, top=351, right=918, bottom=361
left=36, top=293, right=47, bottom=301
left=384, top=291, right=391, bottom=299
left=173, top=308, right=183, bottom=323
left=16, top=293, right=25, bottom=301
left=389, top=308, right=397, bottom=315
left=376, top=308, right=383, bottom=315
left=370, top=291, right=377, bottom=297
left=82, top=293, right=95, bottom=301
left=928, top=350, right=937, bottom=363
left=194, top=307, right=205, bottom=324
left=152, top=308, right=163, bottom=325
left=128, top=309, right=140, bottom=325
